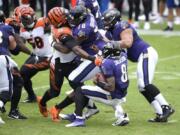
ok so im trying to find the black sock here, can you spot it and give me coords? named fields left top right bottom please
left=40, top=90, right=51, bottom=106
left=24, top=79, right=36, bottom=98
left=74, top=88, right=88, bottom=116
left=55, top=96, right=74, bottom=110
left=10, top=77, right=22, bottom=112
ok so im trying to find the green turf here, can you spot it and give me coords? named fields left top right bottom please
left=0, top=35, right=180, bottom=135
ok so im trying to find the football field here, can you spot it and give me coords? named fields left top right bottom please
left=0, top=32, right=180, bottom=135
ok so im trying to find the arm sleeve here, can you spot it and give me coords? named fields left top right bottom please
left=6, top=25, right=15, bottom=36
left=60, top=35, right=78, bottom=49
left=101, top=60, right=114, bottom=78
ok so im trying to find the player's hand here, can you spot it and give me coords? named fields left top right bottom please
left=94, top=56, right=103, bottom=66
left=104, top=42, right=114, bottom=49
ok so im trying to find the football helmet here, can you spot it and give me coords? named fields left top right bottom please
left=5, top=17, right=20, bottom=31
left=102, top=45, right=121, bottom=58
left=47, top=7, right=68, bottom=28
left=19, top=6, right=36, bottom=29
left=0, top=10, right=5, bottom=23
left=68, top=5, right=87, bottom=27
left=102, top=8, right=121, bottom=30
left=12, top=5, right=27, bottom=23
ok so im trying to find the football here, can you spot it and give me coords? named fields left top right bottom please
left=95, top=73, right=107, bottom=82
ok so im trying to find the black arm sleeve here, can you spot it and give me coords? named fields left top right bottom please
left=60, top=35, right=78, bottom=49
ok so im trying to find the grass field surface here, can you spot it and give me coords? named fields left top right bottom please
left=0, top=34, right=180, bottom=135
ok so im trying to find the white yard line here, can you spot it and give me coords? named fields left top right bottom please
left=26, top=54, right=180, bottom=92
left=137, top=29, right=180, bottom=36
left=128, top=55, right=180, bottom=70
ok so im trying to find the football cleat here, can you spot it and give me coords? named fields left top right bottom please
left=49, top=106, right=61, bottom=122
left=0, top=116, right=5, bottom=124
left=161, top=105, right=175, bottom=120
left=83, top=108, right=99, bottom=119
left=164, top=26, right=173, bottom=31
left=112, top=113, right=129, bottom=126
left=8, top=109, right=27, bottom=120
left=37, top=96, right=48, bottom=117
left=65, top=117, right=85, bottom=127
left=148, top=114, right=167, bottom=122
left=59, top=113, right=76, bottom=122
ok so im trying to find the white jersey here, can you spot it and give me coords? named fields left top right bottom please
left=20, top=18, right=53, bottom=57
left=51, top=26, right=76, bottom=63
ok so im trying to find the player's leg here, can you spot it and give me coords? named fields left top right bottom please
left=49, top=60, right=84, bottom=121
left=8, top=67, right=27, bottom=119
left=20, top=55, right=49, bottom=103
left=128, top=0, right=134, bottom=23
left=164, top=0, right=175, bottom=30
left=0, top=56, right=27, bottom=119
left=68, top=60, right=100, bottom=114
left=81, top=85, right=128, bottom=125
left=142, top=0, right=151, bottom=30
left=137, top=47, right=174, bottom=122
left=68, top=60, right=100, bottom=83
left=38, top=58, right=64, bottom=117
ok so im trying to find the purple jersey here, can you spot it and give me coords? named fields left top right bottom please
left=72, top=14, right=106, bottom=55
left=0, top=23, right=15, bottom=56
left=106, top=21, right=150, bottom=62
left=101, top=51, right=129, bottom=99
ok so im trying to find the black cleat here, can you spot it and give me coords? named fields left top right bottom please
left=161, top=105, right=175, bottom=120
left=22, top=96, right=37, bottom=103
left=164, top=26, right=173, bottom=31
left=148, top=114, right=167, bottom=123
left=8, top=109, right=27, bottom=120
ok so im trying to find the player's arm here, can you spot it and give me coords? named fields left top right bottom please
left=53, top=41, right=71, bottom=53
left=109, top=28, right=133, bottom=50
left=14, top=33, right=32, bottom=55
left=94, top=74, right=115, bottom=92
left=9, top=35, right=20, bottom=55
left=60, top=34, right=96, bottom=61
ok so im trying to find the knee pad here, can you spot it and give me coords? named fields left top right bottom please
left=141, top=84, right=160, bottom=103
left=145, top=84, right=160, bottom=97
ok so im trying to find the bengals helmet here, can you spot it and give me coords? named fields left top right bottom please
left=21, top=0, right=29, bottom=4
left=12, top=5, right=27, bottom=23
left=19, top=6, right=36, bottom=29
left=47, top=7, right=69, bottom=28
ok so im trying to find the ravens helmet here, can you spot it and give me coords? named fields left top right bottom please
left=102, top=8, right=121, bottom=30
left=0, top=10, right=5, bottom=23
left=102, top=45, right=121, bottom=58
left=68, top=5, right=88, bottom=27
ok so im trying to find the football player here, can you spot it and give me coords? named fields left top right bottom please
left=102, top=8, right=174, bottom=122
left=61, top=5, right=107, bottom=118
left=76, top=0, right=104, bottom=29
left=37, top=7, right=102, bottom=121
left=19, top=6, right=53, bottom=102
left=0, top=10, right=31, bottom=120
left=64, top=48, right=129, bottom=127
